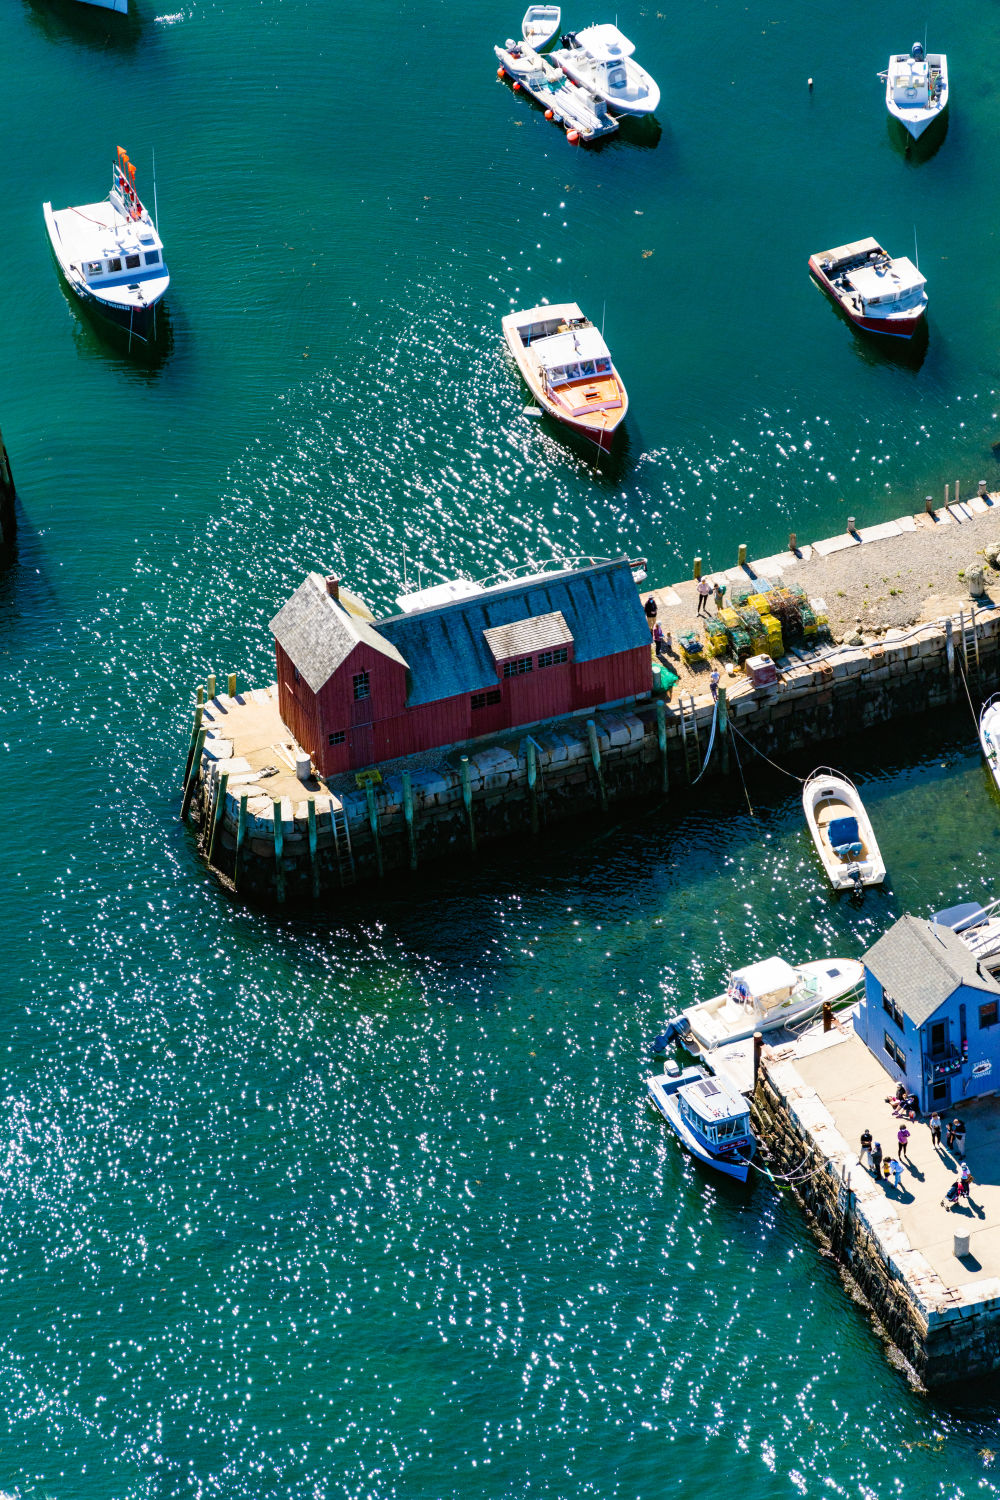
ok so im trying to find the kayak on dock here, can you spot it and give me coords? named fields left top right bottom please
left=646, top=1061, right=757, bottom=1182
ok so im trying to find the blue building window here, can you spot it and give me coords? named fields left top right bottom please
left=884, top=1033, right=905, bottom=1069
left=980, top=1000, right=998, bottom=1030
left=882, top=992, right=904, bottom=1029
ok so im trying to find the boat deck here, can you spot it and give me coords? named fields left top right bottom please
left=495, top=43, right=619, bottom=140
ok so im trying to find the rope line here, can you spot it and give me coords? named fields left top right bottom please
left=729, top=723, right=806, bottom=783
left=690, top=699, right=718, bottom=784
left=730, top=719, right=756, bottom=817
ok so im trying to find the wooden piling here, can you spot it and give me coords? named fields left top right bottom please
left=206, top=672, right=217, bottom=700
left=307, top=797, right=320, bottom=898
left=207, top=771, right=229, bottom=868
left=460, top=756, right=477, bottom=850
left=655, top=699, right=669, bottom=794
left=196, top=685, right=205, bottom=707
left=402, top=771, right=418, bottom=869
left=945, top=483, right=950, bottom=509
left=693, top=556, right=703, bottom=581
left=753, top=1030, right=763, bottom=1087
left=955, top=480, right=960, bottom=505
left=365, top=783, right=384, bottom=877
left=822, top=1000, right=833, bottom=1033
left=227, top=673, right=237, bottom=697
left=586, top=719, right=608, bottom=811
left=737, top=543, right=747, bottom=568
left=925, top=496, right=934, bottom=516
left=718, top=685, right=730, bottom=774
left=272, top=797, right=286, bottom=903
left=234, top=792, right=249, bottom=889
left=526, top=740, right=539, bottom=834
left=180, top=727, right=207, bottom=821
left=788, top=532, right=797, bottom=553
left=181, top=701, right=204, bottom=788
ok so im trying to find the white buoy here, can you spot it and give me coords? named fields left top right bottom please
left=808, top=77, right=814, bottom=90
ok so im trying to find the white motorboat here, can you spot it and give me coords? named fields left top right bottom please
left=495, top=40, right=618, bottom=141
left=521, top=4, right=561, bottom=50
left=932, top=898, right=1000, bottom=973
left=44, top=148, right=168, bottom=345
left=881, top=43, right=948, bottom=141
left=501, top=302, right=628, bottom=450
left=809, top=237, right=927, bottom=340
left=646, top=1061, right=757, bottom=1182
left=552, top=24, right=660, bottom=116
left=980, top=694, right=1000, bottom=793
left=659, top=955, right=864, bottom=1054
left=802, top=768, right=886, bottom=893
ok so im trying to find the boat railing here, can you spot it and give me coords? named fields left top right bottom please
left=805, top=765, right=858, bottom=793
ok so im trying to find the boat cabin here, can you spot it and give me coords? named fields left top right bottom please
left=845, top=256, right=925, bottom=315
left=727, top=956, right=799, bottom=1014
left=677, top=1074, right=753, bottom=1151
left=856, top=913, right=1000, bottom=1112
left=889, top=46, right=942, bottom=108
left=510, top=303, right=591, bottom=348
left=535, top=326, right=613, bottom=389
left=573, top=23, right=634, bottom=90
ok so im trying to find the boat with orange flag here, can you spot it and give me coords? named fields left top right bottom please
left=43, top=148, right=169, bottom=346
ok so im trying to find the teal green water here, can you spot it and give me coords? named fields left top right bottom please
left=6, top=0, right=1000, bottom=1494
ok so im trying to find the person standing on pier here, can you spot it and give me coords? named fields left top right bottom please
left=871, top=1141, right=883, bottom=1178
left=929, top=1111, right=942, bottom=1147
left=860, top=1128, right=873, bottom=1168
left=952, top=1118, right=967, bottom=1159
left=696, top=577, right=712, bottom=615
left=645, top=596, right=658, bottom=626
left=888, top=1158, right=904, bottom=1191
left=897, top=1123, right=910, bottom=1161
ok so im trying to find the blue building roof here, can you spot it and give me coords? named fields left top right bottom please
left=377, top=559, right=649, bottom=707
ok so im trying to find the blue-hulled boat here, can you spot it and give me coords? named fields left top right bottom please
left=646, top=1062, right=757, bottom=1182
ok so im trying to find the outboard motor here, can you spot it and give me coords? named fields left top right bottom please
left=847, top=863, right=865, bottom=900
left=911, top=41, right=925, bottom=61
left=561, top=30, right=578, bottom=48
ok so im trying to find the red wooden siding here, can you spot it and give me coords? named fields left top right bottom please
left=276, top=641, right=651, bottom=776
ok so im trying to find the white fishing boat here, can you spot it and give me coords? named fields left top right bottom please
left=980, top=694, right=1000, bottom=793
left=44, top=148, right=168, bottom=345
left=932, top=899, right=1000, bottom=973
left=495, top=40, right=618, bottom=141
left=658, top=955, right=864, bottom=1054
left=802, top=767, right=886, bottom=893
left=552, top=24, right=659, bottom=116
left=521, top=4, right=561, bottom=50
left=646, top=1062, right=757, bottom=1182
left=880, top=43, right=948, bottom=140
left=501, top=302, right=628, bottom=450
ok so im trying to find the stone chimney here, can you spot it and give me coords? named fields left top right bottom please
left=325, top=576, right=341, bottom=601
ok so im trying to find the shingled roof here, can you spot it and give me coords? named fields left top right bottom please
left=377, top=559, right=649, bottom=707
left=482, top=610, right=573, bottom=663
left=270, top=573, right=408, bottom=694
left=864, top=913, right=1000, bottom=1026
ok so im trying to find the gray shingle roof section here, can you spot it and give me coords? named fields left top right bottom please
left=377, top=559, right=649, bottom=707
left=863, top=913, right=1000, bottom=1026
left=270, top=573, right=408, bottom=694
left=482, top=611, right=573, bottom=662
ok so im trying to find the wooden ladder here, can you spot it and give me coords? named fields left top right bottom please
left=330, top=801, right=356, bottom=886
left=958, top=605, right=982, bottom=685
left=678, top=693, right=702, bottom=784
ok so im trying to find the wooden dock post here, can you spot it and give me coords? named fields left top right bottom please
left=180, top=728, right=207, bottom=821
left=196, top=685, right=205, bottom=707
left=945, top=616, right=956, bottom=700
left=737, top=543, right=747, bottom=568
left=655, top=699, right=669, bottom=794
left=586, top=719, right=608, bottom=811
left=272, top=798, right=286, bottom=903
left=460, top=756, right=477, bottom=850
left=207, top=771, right=229, bottom=868
left=365, top=783, right=384, bottom=877
left=234, top=792, right=249, bottom=889
left=822, top=1000, right=833, bottom=1032
left=693, top=556, right=703, bottom=581
left=206, top=672, right=216, bottom=700
left=955, top=479, right=961, bottom=505
left=925, top=496, right=934, bottom=516
left=181, top=701, right=204, bottom=788
left=945, top=483, right=950, bottom=509
left=402, top=771, right=418, bottom=869
left=227, top=673, right=237, bottom=697
left=718, top=686, right=730, bottom=774
left=526, top=740, right=539, bottom=834
left=307, top=797, right=320, bottom=898
left=753, top=1030, right=763, bottom=1087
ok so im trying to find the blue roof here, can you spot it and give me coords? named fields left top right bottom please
left=378, top=559, right=649, bottom=707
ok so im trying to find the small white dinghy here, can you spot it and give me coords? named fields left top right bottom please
left=522, top=4, right=561, bottom=50
left=802, top=767, right=886, bottom=893
left=881, top=43, right=948, bottom=141
left=660, top=955, right=864, bottom=1054
left=979, top=694, right=1000, bottom=793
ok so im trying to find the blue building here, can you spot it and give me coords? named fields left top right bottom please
left=856, top=914, right=1000, bottom=1112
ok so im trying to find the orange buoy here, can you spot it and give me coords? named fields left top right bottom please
left=567, top=129, right=580, bottom=143
left=513, top=81, right=521, bottom=90
left=545, top=108, right=554, bottom=119
left=497, top=66, right=505, bottom=77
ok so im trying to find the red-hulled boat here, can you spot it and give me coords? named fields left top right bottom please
left=809, top=236, right=927, bottom=339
